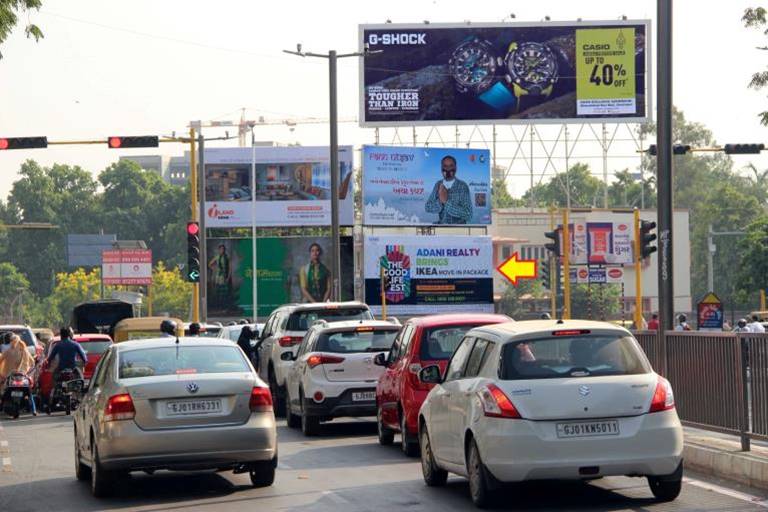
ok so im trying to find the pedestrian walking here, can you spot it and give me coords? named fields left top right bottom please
left=748, top=314, right=766, bottom=333
left=647, top=313, right=660, bottom=330
left=674, top=314, right=692, bottom=331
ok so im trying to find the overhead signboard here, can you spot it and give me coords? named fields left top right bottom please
left=206, top=237, right=354, bottom=318
left=102, top=249, right=152, bottom=286
left=362, top=145, right=491, bottom=226
left=364, top=235, right=494, bottom=314
left=204, top=146, right=354, bottom=227
left=359, top=20, right=649, bottom=126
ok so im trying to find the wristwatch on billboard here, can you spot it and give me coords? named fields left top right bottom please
left=448, top=37, right=517, bottom=112
left=500, top=41, right=559, bottom=111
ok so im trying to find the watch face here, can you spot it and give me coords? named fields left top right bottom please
left=507, top=42, right=558, bottom=91
left=449, top=39, right=497, bottom=93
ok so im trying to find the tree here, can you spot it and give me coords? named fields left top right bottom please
left=498, top=279, right=547, bottom=319
left=744, top=7, right=768, bottom=125
left=150, top=262, right=192, bottom=319
left=47, top=267, right=102, bottom=324
left=570, top=284, right=622, bottom=320
left=0, top=0, right=43, bottom=59
left=522, top=163, right=605, bottom=208
left=736, top=215, right=768, bottom=296
left=492, top=177, right=521, bottom=209
left=0, top=262, right=30, bottom=322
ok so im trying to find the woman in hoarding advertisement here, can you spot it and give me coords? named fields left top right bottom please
left=299, top=243, right=331, bottom=303
left=209, top=244, right=233, bottom=310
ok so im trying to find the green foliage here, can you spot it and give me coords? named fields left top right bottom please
left=744, top=7, right=768, bottom=125
left=0, top=0, right=43, bottom=58
left=522, top=163, right=606, bottom=208
left=150, top=262, right=192, bottom=319
left=736, top=215, right=768, bottom=293
left=570, top=284, right=622, bottom=320
left=0, top=262, right=30, bottom=321
left=491, top=177, right=521, bottom=208
left=498, top=279, right=546, bottom=319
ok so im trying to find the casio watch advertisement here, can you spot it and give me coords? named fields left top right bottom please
left=359, top=20, right=649, bottom=126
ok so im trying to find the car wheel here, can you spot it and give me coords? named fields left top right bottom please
left=285, top=391, right=300, bottom=429
left=269, top=369, right=285, bottom=417
left=300, top=391, right=319, bottom=437
left=648, top=463, right=683, bottom=502
left=468, top=438, right=496, bottom=509
left=74, top=430, right=91, bottom=481
left=400, top=410, right=419, bottom=457
left=419, top=425, right=447, bottom=487
left=377, top=406, right=394, bottom=446
left=249, top=459, right=276, bottom=487
left=90, top=442, right=114, bottom=498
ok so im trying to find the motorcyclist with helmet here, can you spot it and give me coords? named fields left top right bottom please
left=44, top=326, right=87, bottom=406
left=160, top=319, right=177, bottom=338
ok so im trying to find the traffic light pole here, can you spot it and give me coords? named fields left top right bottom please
left=549, top=208, right=556, bottom=316
left=190, top=127, right=199, bottom=323
left=198, top=134, right=207, bottom=321
left=634, top=208, right=643, bottom=329
left=562, top=209, right=571, bottom=319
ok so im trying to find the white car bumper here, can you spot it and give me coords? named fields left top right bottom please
left=476, top=410, right=683, bottom=482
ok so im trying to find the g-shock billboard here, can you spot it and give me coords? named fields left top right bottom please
left=359, top=20, right=649, bottom=126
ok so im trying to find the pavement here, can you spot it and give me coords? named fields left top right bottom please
left=2, top=414, right=768, bottom=511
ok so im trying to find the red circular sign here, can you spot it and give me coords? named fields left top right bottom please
left=618, top=224, right=628, bottom=231
left=578, top=269, right=588, bottom=278
left=608, top=268, right=623, bottom=278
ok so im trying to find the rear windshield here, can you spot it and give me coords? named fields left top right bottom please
left=499, top=334, right=650, bottom=380
left=316, top=329, right=399, bottom=353
left=79, top=341, right=111, bottom=354
left=1, top=329, right=35, bottom=347
left=118, top=346, right=250, bottom=379
left=420, top=325, right=480, bottom=360
left=287, top=308, right=373, bottom=331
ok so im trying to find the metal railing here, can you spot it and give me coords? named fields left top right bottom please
left=634, top=330, right=768, bottom=451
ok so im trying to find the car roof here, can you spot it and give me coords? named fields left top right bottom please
left=282, top=301, right=370, bottom=313
left=0, top=325, right=31, bottom=330
left=53, top=334, right=112, bottom=342
left=114, top=337, right=240, bottom=352
left=407, top=314, right=512, bottom=328
left=467, top=319, right=630, bottom=342
left=313, top=320, right=402, bottom=333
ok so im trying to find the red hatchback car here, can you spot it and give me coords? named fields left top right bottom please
left=38, top=334, right=113, bottom=402
left=375, top=313, right=511, bottom=456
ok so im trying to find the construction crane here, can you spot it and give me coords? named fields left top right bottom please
left=195, top=108, right=357, bottom=147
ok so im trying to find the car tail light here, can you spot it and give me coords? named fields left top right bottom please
left=104, top=394, right=135, bottom=422
left=249, top=386, right=273, bottom=413
left=649, top=376, right=675, bottom=413
left=552, top=329, right=591, bottom=336
left=307, top=354, right=345, bottom=368
left=279, top=336, right=303, bottom=348
left=477, top=384, right=521, bottom=419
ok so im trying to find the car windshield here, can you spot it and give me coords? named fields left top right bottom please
left=118, top=346, right=250, bottom=379
left=420, top=325, right=478, bottom=360
left=2, top=329, right=35, bottom=347
left=316, top=329, right=399, bottom=353
left=79, top=341, right=112, bottom=354
left=287, top=308, right=373, bottom=331
left=499, top=333, right=650, bottom=380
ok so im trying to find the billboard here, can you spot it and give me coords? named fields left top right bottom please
left=101, top=249, right=152, bottom=286
left=204, top=146, right=354, bottom=227
left=206, top=237, right=354, bottom=318
left=359, top=20, right=649, bottom=126
left=559, top=219, right=634, bottom=265
left=569, top=266, right=625, bottom=284
left=364, top=235, right=494, bottom=314
left=363, top=145, right=491, bottom=225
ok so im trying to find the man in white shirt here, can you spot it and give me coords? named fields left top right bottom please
left=748, top=314, right=766, bottom=333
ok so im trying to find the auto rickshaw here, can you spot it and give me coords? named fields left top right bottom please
left=112, top=317, right=184, bottom=343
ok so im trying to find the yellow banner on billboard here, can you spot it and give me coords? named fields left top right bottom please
left=576, top=28, right=636, bottom=116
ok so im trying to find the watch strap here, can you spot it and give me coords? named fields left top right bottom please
left=478, top=82, right=517, bottom=111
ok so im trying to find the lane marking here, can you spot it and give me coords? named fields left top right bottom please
left=321, top=490, right=350, bottom=504
left=684, top=476, right=768, bottom=508
left=0, top=440, right=8, bottom=453
left=2, top=457, right=10, bottom=472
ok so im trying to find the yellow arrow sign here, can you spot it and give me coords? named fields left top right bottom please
left=496, top=252, right=538, bottom=286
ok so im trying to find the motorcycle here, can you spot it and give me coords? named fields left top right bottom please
left=2, top=372, right=35, bottom=419
left=45, top=368, right=83, bottom=416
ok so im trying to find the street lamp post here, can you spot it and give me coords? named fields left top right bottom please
left=284, top=44, right=380, bottom=300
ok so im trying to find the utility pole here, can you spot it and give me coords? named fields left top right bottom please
left=657, top=0, right=674, bottom=340
left=284, top=44, right=381, bottom=300
left=190, top=124, right=199, bottom=323
left=198, top=133, right=207, bottom=320
left=707, top=224, right=746, bottom=292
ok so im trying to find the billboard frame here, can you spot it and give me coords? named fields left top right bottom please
left=358, top=19, right=653, bottom=127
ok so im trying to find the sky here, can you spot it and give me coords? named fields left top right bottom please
left=2, top=0, right=768, bottom=199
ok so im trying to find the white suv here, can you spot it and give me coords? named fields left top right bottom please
left=255, top=302, right=373, bottom=416
left=283, top=320, right=401, bottom=436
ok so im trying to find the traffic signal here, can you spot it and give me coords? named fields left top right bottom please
left=540, top=259, right=550, bottom=290
left=640, top=220, right=657, bottom=259
left=0, top=137, right=47, bottom=150
left=107, top=136, right=159, bottom=149
left=544, top=229, right=560, bottom=257
left=723, top=143, right=765, bottom=154
left=186, top=221, right=201, bottom=283
left=648, top=144, right=691, bottom=156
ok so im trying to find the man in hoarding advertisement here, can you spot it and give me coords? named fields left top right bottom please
left=298, top=242, right=332, bottom=303
left=424, top=155, right=472, bottom=224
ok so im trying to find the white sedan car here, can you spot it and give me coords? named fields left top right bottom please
left=417, top=320, right=683, bottom=508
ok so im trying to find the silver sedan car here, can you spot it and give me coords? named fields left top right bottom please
left=73, top=337, right=277, bottom=497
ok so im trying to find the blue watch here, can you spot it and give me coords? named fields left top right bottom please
left=449, top=37, right=517, bottom=113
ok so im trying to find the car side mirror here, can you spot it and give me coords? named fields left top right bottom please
left=419, top=364, right=442, bottom=384
left=280, top=352, right=296, bottom=362
left=373, top=352, right=387, bottom=367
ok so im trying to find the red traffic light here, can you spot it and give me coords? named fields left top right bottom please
left=0, top=139, right=8, bottom=150
left=108, top=137, right=122, bottom=149
left=0, top=137, right=48, bottom=150
left=186, top=222, right=200, bottom=236
left=107, top=136, right=159, bottom=149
